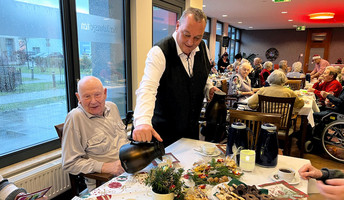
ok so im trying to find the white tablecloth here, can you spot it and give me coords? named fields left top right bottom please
left=73, top=138, right=315, bottom=200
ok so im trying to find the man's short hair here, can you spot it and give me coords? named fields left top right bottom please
left=235, top=53, right=242, bottom=60
left=179, top=7, right=207, bottom=24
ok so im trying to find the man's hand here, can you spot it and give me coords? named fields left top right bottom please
left=298, top=163, right=323, bottom=180
left=101, top=160, right=125, bottom=176
left=317, top=179, right=344, bottom=200
left=320, top=91, right=329, bottom=98
left=132, top=124, right=163, bottom=142
left=209, top=87, right=221, bottom=101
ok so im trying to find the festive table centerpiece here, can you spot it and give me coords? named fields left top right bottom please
left=145, top=165, right=185, bottom=200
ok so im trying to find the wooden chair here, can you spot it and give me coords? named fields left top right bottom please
left=221, top=79, right=228, bottom=94
left=228, top=110, right=281, bottom=150
left=288, top=77, right=306, bottom=89
left=257, top=95, right=296, bottom=155
left=54, top=123, right=113, bottom=196
left=286, top=79, right=302, bottom=90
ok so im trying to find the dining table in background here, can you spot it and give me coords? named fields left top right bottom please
left=72, top=138, right=320, bottom=200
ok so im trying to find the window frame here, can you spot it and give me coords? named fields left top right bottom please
left=0, top=0, right=131, bottom=168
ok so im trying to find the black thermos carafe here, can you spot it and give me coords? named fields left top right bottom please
left=226, top=122, right=248, bottom=163
left=255, top=123, right=279, bottom=167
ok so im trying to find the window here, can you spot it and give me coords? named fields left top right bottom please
left=203, top=18, right=211, bottom=48
left=152, top=0, right=184, bottom=45
left=215, top=21, right=223, bottom=63
left=0, top=0, right=130, bottom=167
left=228, top=25, right=241, bottom=63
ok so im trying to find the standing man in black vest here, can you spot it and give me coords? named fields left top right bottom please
left=133, top=7, right=218, bottom=146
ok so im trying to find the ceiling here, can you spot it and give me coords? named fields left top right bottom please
left=202, top=0, right=344, bottom=30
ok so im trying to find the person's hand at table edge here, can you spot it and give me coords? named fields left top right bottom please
left=316, top=179, right=344, bottom=200
left=298, top=163, right=322, bottom=180
left=132, top=124, right=163, bottom=142
left=101, top=160, right=125, bottom=176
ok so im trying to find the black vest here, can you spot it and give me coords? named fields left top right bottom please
left=152, top=36, right=211, bottom=146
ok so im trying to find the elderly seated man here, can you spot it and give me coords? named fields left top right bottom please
left=287, top=61, right=305, bottom=78
left=308, top=66, right=342, bottom=106
left=278, top=60, right=288, bottom=75
left=248, top=70, right=304, bottom=110
left=62, top=76, right=129, bottom=191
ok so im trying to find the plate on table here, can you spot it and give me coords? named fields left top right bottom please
left=194, top=148, right=222, bottom=157
left=270, top=171, right=300, bottom=185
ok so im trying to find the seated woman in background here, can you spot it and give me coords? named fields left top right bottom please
left=248, top=70, right=304, bottom=110
left=260, top=61, right=273, bottom=86
left=287, top=61, right=305, bottom=78
left=308, top=66, right=342, bottom=106
left=228, top=62, right=259, bottom=102
left=336, top=66, right=344, bottom=86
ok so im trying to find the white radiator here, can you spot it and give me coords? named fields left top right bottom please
left=8, top=158, right=71, bottom=199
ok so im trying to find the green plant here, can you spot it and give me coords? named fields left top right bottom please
left=145, top=165, right=185, bottom=199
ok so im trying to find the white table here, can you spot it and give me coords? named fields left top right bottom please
left=72, top=138, right=315, bottom=200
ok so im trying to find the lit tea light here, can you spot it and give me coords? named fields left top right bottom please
left=240, top=149, right=255, bottom=171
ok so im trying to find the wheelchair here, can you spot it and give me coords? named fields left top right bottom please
left=305, top=112, right=344, bottom=163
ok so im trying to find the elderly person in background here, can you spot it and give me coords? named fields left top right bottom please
left=248, top=70, right=304, bottom=110
left=308, top=66, right=342, bottom=105
left=287, top=61, right=305, bottom=78
left=310, top=55, right=330, bottom=79
left=259, top=61, right=273, bottom=87
left=278, top=60, right=288, bottom=74
left=337, top=67, right=344, bottom=86
left=228, top=62, right=259, bottom=102
left=249, top=57, right=263, bottom=88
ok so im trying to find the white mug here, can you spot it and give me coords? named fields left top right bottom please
left=202, top=144, right=216, bottom=155
left=277, top=168, right=295, bottom=182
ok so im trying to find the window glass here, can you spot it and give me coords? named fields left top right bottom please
left=236, top=29, right=240, bottom=40
left=76, top=0, right=127, bottom=116
left=153, top=6, right=177, bottom=45
left=0, top=0, right=66, bottom=155
left=232, top=27, right=236, bottom=39
left=230, top=42, right=235, bottom=62
left=205, top=18, right=210, bottom=33
left=202, top=39, right=208, bottom=47
left=235, top=41, right=240, bottom=56
left=216, top=22, right=223, bottom=35
left=215, top=41, right=220, bottom=64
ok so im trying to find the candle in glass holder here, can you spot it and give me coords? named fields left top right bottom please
left=240, top=149, right=255, bottom=171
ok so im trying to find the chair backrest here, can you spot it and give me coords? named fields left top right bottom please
left=288, top=77, right=305, bottom=89
left=54, top=123, right=64, bottom=142
left=228, top=110, right=281, bottom=150
left=257, top=95, right=295, bottom=130
left=221, top=79, right=228, bottom=94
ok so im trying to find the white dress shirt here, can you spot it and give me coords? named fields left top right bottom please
left=134, top=32, right=214, bottom=127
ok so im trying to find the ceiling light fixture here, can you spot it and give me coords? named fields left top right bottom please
left=281, top=11, right=288, bottom=14
left=203, top=5, right=206, bottom=8
left=309, top=12, right=335, bottom=19
left=222, top=14, right=228, bottom=17
left=238, top=22, right=242, bottom=24
left=249, top=27, right=253, bottom=29
left=288, top=19, right=293, bottom=22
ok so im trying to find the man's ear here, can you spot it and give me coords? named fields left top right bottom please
left=104, top=88, right=107, bottom=99
left=75, top=92, right=80, bottom=103
left=176, top=20, right=180, bottom=31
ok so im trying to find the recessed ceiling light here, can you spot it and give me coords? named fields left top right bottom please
left=203, top=5, right=206, bottom=7
left=249, top=27, right=253, bottom=29
left=281, top=11, right=288, bottom=14
left=238, top=22, right=242, bottom=24
left=288, top=19, right=293, bottom=22
left=293, top=25, right=297, bottom=27
left=309, top=12, right=335, bottom=19
left=222, top=14, right=228, bottom=17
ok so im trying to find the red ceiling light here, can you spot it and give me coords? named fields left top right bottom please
left=309, top=12, right=335, bottom=20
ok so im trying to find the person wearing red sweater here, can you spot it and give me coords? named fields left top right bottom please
left=308, top=67, right=342, bottom=104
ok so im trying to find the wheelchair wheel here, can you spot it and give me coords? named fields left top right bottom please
left=321, top=120, right=344, bottom=163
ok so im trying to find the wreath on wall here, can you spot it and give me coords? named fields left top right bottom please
left=265, top=48, right=279, bottom=61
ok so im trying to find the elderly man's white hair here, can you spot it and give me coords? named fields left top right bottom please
left=292, top=61, right=302, bottom=72
left=241, top=58, right=249, bottom=64
left=263, top=61, right=273, bottom=69
left=267, top=69, right=288, bottom=85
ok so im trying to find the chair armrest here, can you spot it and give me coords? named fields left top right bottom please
left=83, top=172, right=114, bottom=182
